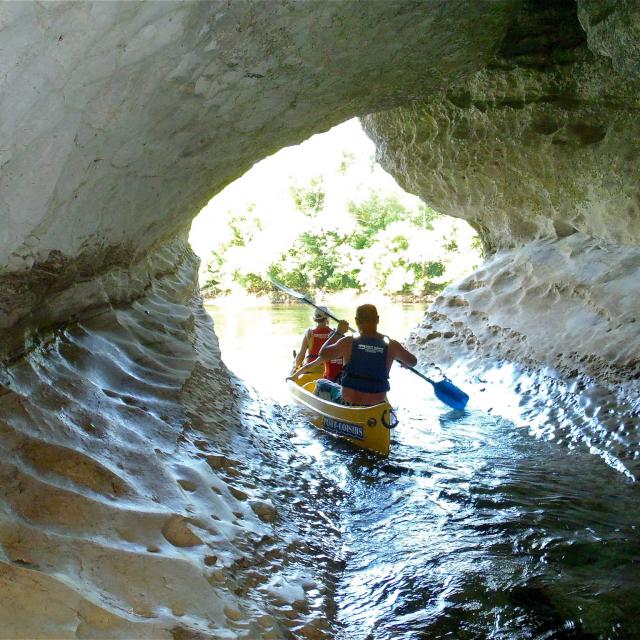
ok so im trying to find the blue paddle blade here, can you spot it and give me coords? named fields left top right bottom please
left=432, top=379, right=469, bottom=410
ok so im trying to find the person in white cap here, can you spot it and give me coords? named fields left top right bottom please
left=291, top=306, right=343, bottom=381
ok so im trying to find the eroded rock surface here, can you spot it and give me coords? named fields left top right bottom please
left=364, top=3, right=640, bottom=252
left=363, top=1, right=639, bottom=475
left=0, top=244, right=344, bottom=637
left=407, top=235, right=639, bottom=475
left=1, top=0, right=640, bottom=636
left=0, top=1, right=524, bottom=635
left=577, top=0, right=640, bottom=81
left=0, top=0, right=516, bottom=340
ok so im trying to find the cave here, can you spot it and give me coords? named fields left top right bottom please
left=0, top=1, right=638, bottom=637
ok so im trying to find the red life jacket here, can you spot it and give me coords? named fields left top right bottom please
left=306, top=325, right=343, bottom=382
left=306, top=325, right=332, bottom=359
left=324, top=357, right=344, bottom=382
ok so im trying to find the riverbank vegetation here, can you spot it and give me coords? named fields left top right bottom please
left=190, top=120, right=482, bottom=302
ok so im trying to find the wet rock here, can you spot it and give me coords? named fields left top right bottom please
left=161, top=516, right=204, bottom=548
left=362, top=1, right=640, bottom=470
left=250, top=499, right=278, bottom=523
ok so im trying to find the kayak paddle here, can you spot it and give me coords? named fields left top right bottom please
left=270, top=277, right=469, bottom=410
left=405, top=367, right=469, bottom=410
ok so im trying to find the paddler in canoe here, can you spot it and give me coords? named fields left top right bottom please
left=289, top=303, right=417, bottom=406
left=291, top=305, right=344, bottom=382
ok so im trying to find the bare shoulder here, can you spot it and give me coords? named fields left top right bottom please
left=388, top=338, right=417, bottom=365
left=335, top=334, right=353, bottom=354
left=338, top=333, right=353, bottom=347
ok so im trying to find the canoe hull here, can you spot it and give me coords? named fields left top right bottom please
left=287, top=377, right=392, bottom=456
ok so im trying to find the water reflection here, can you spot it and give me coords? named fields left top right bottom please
left=291, top=374, right=640, bottom=638
left=318, top=376, right=639, bottom=639
left=207, top=304, right=640, bottom=639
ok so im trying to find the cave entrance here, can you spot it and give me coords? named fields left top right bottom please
left=189, top=118, right=481, bottom=397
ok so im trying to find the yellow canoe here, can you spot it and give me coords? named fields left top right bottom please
left=287, top=373, right=394, bottom=456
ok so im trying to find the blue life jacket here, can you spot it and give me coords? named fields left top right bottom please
left=341, top=336, right=390, bottom=394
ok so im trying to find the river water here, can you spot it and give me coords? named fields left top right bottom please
left=206, top=303, right=640, bottom=640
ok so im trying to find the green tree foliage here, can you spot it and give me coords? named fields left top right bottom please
left=268, top=231, right=360, bottom=293
left=232, top=270, right=271, bottom=295
left=227, top=210, right=262, bottom=247
left=339, top=151, right=355, bottom=175
left=347, top=193, right=406, bottom=249
left=356, top=221, right=450, bottom=297
left=201, top=251, right=227, bottom=298
left=471, top=233, right=485, bottom=257
left=347, top=195, right=442, bottom=250
left=289, top=176, right=325, bottom=217
left=409, top=203, right=442, bottom=230
left=200, top=176, right=481, bottom=300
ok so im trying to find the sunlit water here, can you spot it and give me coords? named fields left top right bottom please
left=207, top=303, right=640, bottom=639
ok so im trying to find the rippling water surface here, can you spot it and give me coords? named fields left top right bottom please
left=208, top=303, right=640, bottom=639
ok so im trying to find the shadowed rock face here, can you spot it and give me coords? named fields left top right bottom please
left=363, top=1, right=639, bottom=476
left=0, top=0, right=639, bottom=635
left=0, top=0, right=516, bottom=348
left=577, top=0, right=640, bottom=81
left=363, top=0, right=640, bottom=252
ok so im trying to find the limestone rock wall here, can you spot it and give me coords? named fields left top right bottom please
left=364, top=59, right=640, bottom=252
left=1, top=0, right=640, bottom=633
left=0, top=1, right=526, bottom=634
left=0, top=1, right=533, bottom=634
left=577, top=0, right=640, bottom=81
left=407, top=234, right=639, bottom=475
left=0, top=243, right=343, bottom=638
left=363, top=12, right=640, bottom=252
left=363, top=0, right=640, bottom=475
left=0, top=0, right=516, bottom=343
